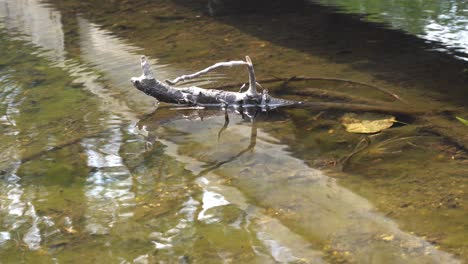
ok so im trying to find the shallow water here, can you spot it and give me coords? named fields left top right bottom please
left=0, top=0, right=467, bottom=263
left=311, top=0, right=468, bottom=60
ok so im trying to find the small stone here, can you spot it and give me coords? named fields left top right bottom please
left=381, top=234, right=394, bottom=242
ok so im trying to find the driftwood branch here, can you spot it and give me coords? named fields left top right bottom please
left=131, top=56, right=290, bottom=108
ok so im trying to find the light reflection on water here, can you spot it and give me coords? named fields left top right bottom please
left=0, top=76, right=30, bottom=249
left=81, top=116, right=135, bottom=235
left=75, top=16, right=175, bottom=114
left=195, top=173, right=326, bottom=263
left=153, top=113, right=460, bottom=263
left=0, top=0, right=65, bottom=61
left=310, top=0, right=468, bottom=60
left=0, top=0, right=465, bottom=262
left=0, top=0, right=147, bottom=257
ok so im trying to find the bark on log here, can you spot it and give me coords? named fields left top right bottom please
left=130, top=56, right=293, bottom=108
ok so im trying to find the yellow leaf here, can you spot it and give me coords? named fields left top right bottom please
left=456, top=116, right=468, bottom=126
left=341, top=113, right=396, bottom=134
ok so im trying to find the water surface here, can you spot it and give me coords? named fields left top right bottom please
left=311, top=0, right=468, bottom=60
left=0, top=0, right=467, bottom=263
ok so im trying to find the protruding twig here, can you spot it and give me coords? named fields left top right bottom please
left=165, top=60, right=248, bottom=85
left=238, top=83, right=247, bottom=93
left=245, top=56, right=257, bottom=97
left=256, top=81, right=264, bottom=90
left=141, top=56, right=154, bottom=79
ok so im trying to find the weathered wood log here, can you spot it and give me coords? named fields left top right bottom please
left=130, top=56, right=294, bottom=108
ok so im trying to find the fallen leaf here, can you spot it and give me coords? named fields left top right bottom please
left=456, top=116, right=468, bottom=126
left=341, top=113, right=396, bottom=133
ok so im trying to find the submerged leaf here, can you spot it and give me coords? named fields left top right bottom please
left=456, top=116, right=468, bottom=126
left=341, top=113, right=396, bottom=134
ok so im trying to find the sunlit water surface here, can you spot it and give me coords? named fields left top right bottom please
left=311, top=0, right=468, bottom=60
left=0, top=0, right=466, bottom=263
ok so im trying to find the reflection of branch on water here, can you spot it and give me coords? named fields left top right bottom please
left=198, top=118, right=257, bottom=177
left=134, top=107, right=287, bottom=174
left=217, top=109, right=230, bottom=141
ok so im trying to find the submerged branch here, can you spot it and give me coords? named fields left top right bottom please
left=210, top=76, right=404, bottom=103
left=299, top=101, right=423, bottom=116
left=19, top=129, right=110, bottom=164
left=283, top=76, right=405, bottom=103
left=291, top=87, right=392, bottom=104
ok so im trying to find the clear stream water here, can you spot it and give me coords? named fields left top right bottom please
left=0, top=0, right=467, bottom=263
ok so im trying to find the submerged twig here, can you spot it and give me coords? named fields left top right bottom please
left=291, top=88, right=389, bottom=104
left=210, top=76, right=404, bottom=103
left=341, top=135, right=442, bottom=171
left=341, top=136, right=371, bottom=171
left=286, top=76, right=404, bottom=103
left=19, top=129, right=110, bottom=164
left=300, top=101, right=422, bottom=116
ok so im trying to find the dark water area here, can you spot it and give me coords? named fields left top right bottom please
left=0, top=0, right=467, bottom=263
left=179, top=0, right=468, bottom=105
left=207, top=0, right=468, bottom=60
left=311, top=0, right=468, bottom=61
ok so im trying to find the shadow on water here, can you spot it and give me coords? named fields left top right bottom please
left=172, top=0, right=468, bottom=105
left=309, top=0, right=468, bottom=59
